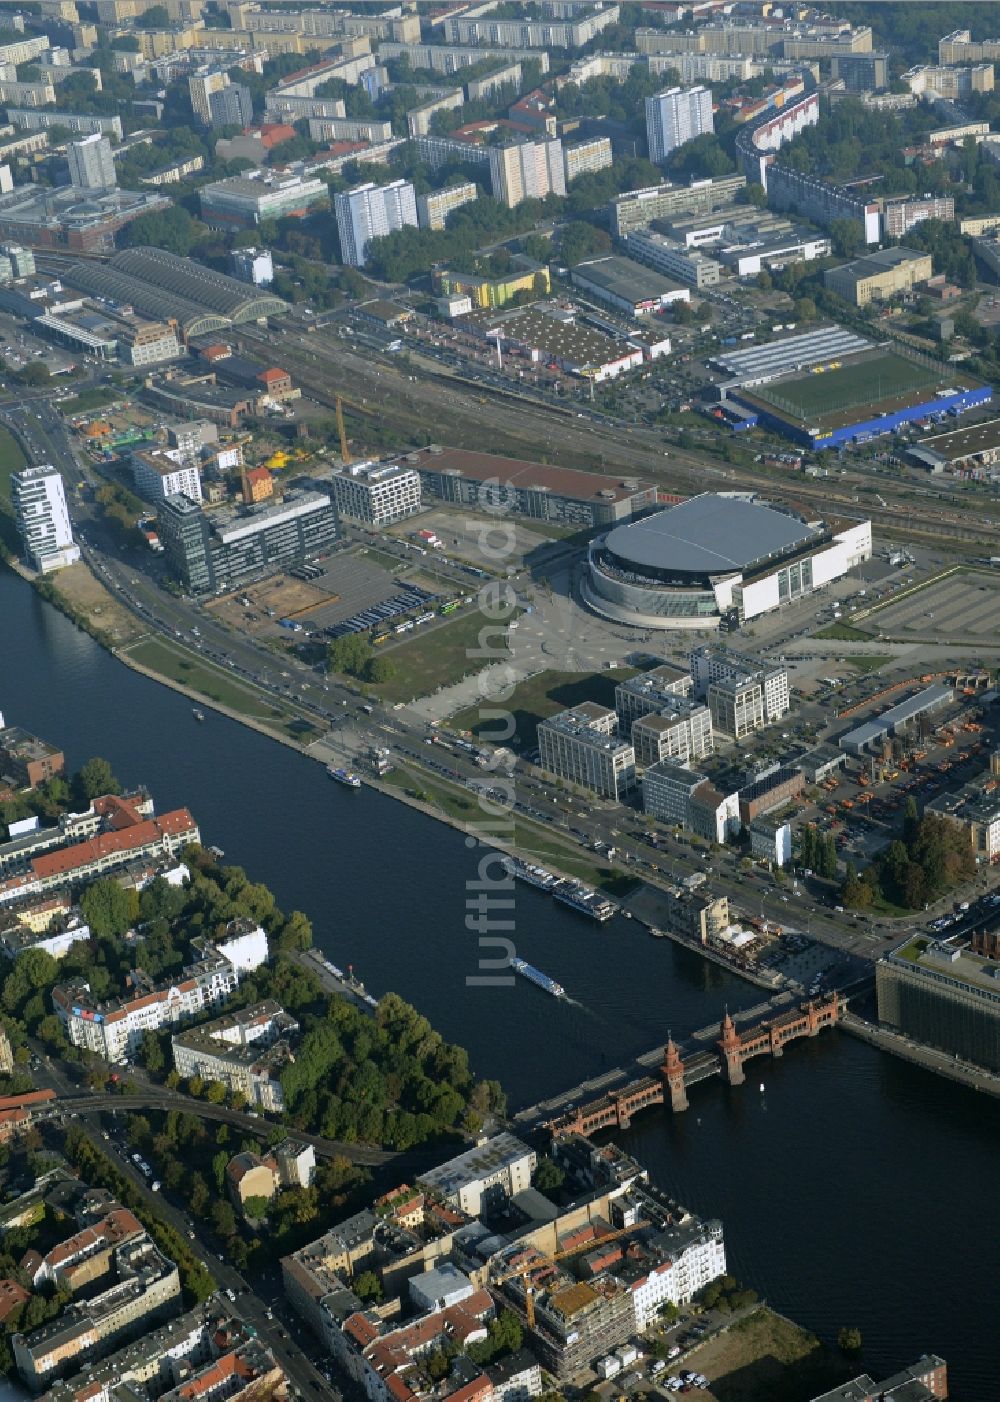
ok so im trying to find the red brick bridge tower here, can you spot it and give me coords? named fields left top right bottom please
left=719, top=1009, right=745, bottom=1086
left=661, top=1034, right=688, bottom=1113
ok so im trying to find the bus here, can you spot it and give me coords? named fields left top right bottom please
left=373, top=632, right=391, bottom=645
left=439, top=601, right=459, bottom=615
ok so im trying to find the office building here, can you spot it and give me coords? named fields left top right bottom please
left=0, top=725, right=65, bottom=790
left=537, top=703, right=636, bottom=801
left=926, top=784, right=1000, bottom=864
left=231, top=246, right=273, bottom=285
left=489, top=138, right=565, bottom=209
left=615, top=665, right=694, bottom=732
left=199, top=172, right=328, bottom=229
left=738, top=766, right=803, bottom=823
left=631, top=702, right=713, bottom=769
left=824, top=247, right=934, bottom=306
left=10, top=465, right=80, bottom=573
left=67, top=134, right=116, bottom=191
left=415, top=1133, right=535, bottom=1216
left=813, top=1356, right=948, bottom=1402
left=3, top=244, right=34, bottom=277
left=116, top=317, right=182, bottom=367
left=611, top=175, right=747, bottom=238
left=412, top=444, right=655, bottom=527
left=749, top=817, right=792, bottom=868
left=622, top=228, right=722, bottom=288
left=829, top=52, right=890, bottom=91
left=172, top=1000, right=298, bottom=1111
left=877, top=938, right=1000, bottom=1075
left=327, top=461, right=421, bottom=528
left=130, top=448, right=202, bottom=505
left=334, top=179, right=418, bottom=267
left=416, top=182, right=478, bottom=232
left=157, top=489, right=337, bottom=594
left=208, top=81, right=253, bottom=128
left=689, top=649, right=789, bottom=740
left=645, top=86, right=713, bottom=166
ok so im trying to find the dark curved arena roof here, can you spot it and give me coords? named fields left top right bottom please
left=604, top=493, right=821, bottom=578
left=108, top=247, right=286, bottom=323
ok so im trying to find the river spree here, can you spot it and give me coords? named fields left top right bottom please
left=4, top=572, right=1000, bottom=1399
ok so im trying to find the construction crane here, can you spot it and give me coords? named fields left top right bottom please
left=335, top=394, right=351, bottom=467
left=491, top=1221, right=648, bottom=1328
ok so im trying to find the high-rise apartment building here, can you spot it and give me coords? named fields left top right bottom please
left=645, top=86, right=713, bottom=165
left=10, top=465, right=80, bottom=573
left=208, top=81, right=253, bottom=128
left=334, top=179, right=418, bottom=267
left=189, top=70, right=230, bottom=124
left=67, top=133, right=116, bottom=190
left=489, top=137, right=566, bottom=208
left=416, top=181, right=478, bottom=231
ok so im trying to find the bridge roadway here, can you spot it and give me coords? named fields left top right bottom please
left=514, top=990, right=841, bottom=1132
left=49, top=1089, right=398, bottom=1166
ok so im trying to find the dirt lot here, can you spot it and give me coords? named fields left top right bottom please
left=863, top=568, right=1000, bottom=642
left=683, top=1308, right=847, bottom=1402
left=50, top=562, right=146, bottom=644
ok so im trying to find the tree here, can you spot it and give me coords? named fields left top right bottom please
left=81, top=879, right=137, bottom=939
left=353, top=1270, right=382, bottom=1302
left=837, top=1326, right=863, bottom=1354
left=532, top=1157, right=565, bottom=1193
left=211, top=1198, right=237, bottom=1238
left=276, top=910, right=313, bottom=952
left=560, top=221, right=611, bottom=267
left=124, top=206, right=208, bottom=257
left=829, top=219, right=864, bottom=259
left=328, top=634, right=373, bottom=678
left=242, top=1195, right=271, bottom=1219
left=72, top=757, right=120, bottom=805
left=17, top=362, right=50, bottom=387
left=364, top=656, right=396, bottom=684
left=203, top=1080, right=227, bottom=1104
left=744, top=182, right=767, bottom=208
left=136, top=2, right=169, bottom=25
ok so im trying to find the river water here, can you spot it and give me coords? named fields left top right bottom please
left=4, top=572, right=999, bottom=1399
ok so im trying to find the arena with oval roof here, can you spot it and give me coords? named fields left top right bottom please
left=582, top=492, right=872, bottom=631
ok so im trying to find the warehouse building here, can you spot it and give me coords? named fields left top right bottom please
left=483, top=306, right=644, bottom=382
left=585, top=492, right=872, bottom=631
left=571, top=255, right=690, bottom=316
left=877, top=937, right=1000, bottom=1074
left=837, top=684, right=953, bottom=755
left=409, top=445, right=656, bottom=527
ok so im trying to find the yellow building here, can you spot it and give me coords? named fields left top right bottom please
left=434, top=264, right=550, bottom=310
left=824, top=247, right=933, bottom=306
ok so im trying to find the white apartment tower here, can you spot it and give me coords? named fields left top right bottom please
left=334, top=179, right=419, bottom=267
left=11, top=465, right=80, bottom=573
left=67, top=133, right=116, bottom=190
left=189, top=69, right=230, bottom=125
left=645, top=86, right=714, bottom=164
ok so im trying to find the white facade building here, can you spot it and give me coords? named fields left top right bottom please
left=538, top=703, right=636, bottom=801
left=334, top=179, right=418, bottom=267
left=489, top=138, right=566, bottom=208
left=416, top=1133, right=536, bottom=1216
left=10, top=465, right=80, bottom=573
left=645, top=86, right=713, bottom=165
left=628, top=1221, right=726, bottom=1327
left=67, top=133, right=116, bottom=190
left=231, top=246, right=274, bottom=286
left=750, top=818, right=793, bottom=867
left=329, top=461, right=421, bottom=526
left=131, top=449, right=203, bottom=506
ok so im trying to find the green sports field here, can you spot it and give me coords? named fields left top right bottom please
left=751, top=350, right=943, bottom=425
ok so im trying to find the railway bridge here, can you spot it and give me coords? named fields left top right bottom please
left=543, top=992, right=843, bottom=1137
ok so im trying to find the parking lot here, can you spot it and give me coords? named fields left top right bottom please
left=862, top=568, right=1000, bottom=643
left=387, top=507, right=565, bottom=574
